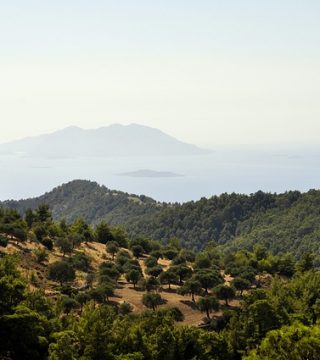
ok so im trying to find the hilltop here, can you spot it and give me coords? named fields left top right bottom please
left=1, top=179, right=160, bottom=225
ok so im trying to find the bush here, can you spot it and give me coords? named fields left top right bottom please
left=33, top=224, right=47, bottom=241
left=75, top=292, right=91, bottom=307
left=125, top=269, right=142, bottom=288
left=34, top=248, right=48, bottom=264
left=149, top=250, right=162, bottom=260
left=162, top=248, right=179, bottom=260
left=95, top=222, right=114, bottom=244
left=89, top=284, right=114, bottom=303
left=71, top=252, right=91, bottom=272
left=145, top=276, right=160, bottom=292
left=137, top=278, right=146, bottom=291
left=48, top=261, right=76, bottom=285
left=0, top=236, right=8, bottom=247
left=144, top=257, right=158, bottom=268
left=118, top=302, right=133, bottom=315
left=166, top=307, right=184, bottom=322
left=30, top=271, right=39, bottom=286
left=146, top=266, right=163, bottom=277
left=55, top=237, right=73, bottom=256
left=122, top=259, right=141, bottom=273
left=58, top=285, right=78, bottom=297
left=117, top=249, right=131, bottom=259
left=106, top=241, right=119, bottom=259
left=131, top=245, right=144, bottom=258
left=142, top=292, right=162, bottom=311
left=61, top=297, right=80, bottom=314
left=41, top=237, right=53, bottom=250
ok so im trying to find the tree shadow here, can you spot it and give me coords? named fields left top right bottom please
left=161, top=287, right=177, bottom=294
left=159, top=297, right=168, bottom=305
left=198, top=319, right=211, bottom=328
left=220, top=302, right=241, bottom=311
left=125, top=284, right=142, bottom=291
left=117, top=281, right=126, bottom=288
left=10, top=241, right=32, bottom=253
left=84, top=243, right=96, bottom=250
left=107, top=299, right=121, bottom=307
left=180, top=300, right=198, bottom=310
left=133, top=287, right=146, bottom=292
left=110, top=293, right=123, bottom=299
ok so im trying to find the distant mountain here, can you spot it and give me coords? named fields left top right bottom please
left=0, top=124, right=209, bottom=158
left=118, top=169, right=184, bottom=178
left=3, top=179, right=320, bottom=258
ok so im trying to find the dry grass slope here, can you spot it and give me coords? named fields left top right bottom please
left=0, top=239, right=238, bottom=327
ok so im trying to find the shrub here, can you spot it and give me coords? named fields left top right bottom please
left=142, top=292, right=162, bottom=311
left=48, top=261, right=75, bottom=285
left=34, top=248, right=48, bottom=264
left=0, top=236, right=8, bottom=247
left=118, top=302, right=133, bottom=315
left=71, top=252, right=91, bottom=272
left=41, top=237, right=53, bottom=250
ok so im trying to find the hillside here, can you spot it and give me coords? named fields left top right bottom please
left=227, top=189, right=320, bottom=255
left=1, top=179, right=161, bottom=225
left=1, top=206, right=320, bottom=360
left=126, top=189, right=320, bottom=257
left=3, top=180, right=320, bottom=258
left=0, top=123, right=209, bottom=158
left=1, top=238, right=207, bottom=327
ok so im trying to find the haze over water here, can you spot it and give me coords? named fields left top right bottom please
left=2, top=145, right=319, bottom=202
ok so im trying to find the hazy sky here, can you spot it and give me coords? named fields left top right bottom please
left=1, top=0, right=320, bottom=147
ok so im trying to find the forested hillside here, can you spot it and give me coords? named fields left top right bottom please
left=124, top=190, right=301, bottom=250
left=2, top=180, right=320, bottom=258
left=0, top=205, right=320, bottom=360
left=2, top=180, right=160, bottom=225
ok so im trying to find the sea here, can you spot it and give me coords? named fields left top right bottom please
left=1, top=146, right=320, bottom=203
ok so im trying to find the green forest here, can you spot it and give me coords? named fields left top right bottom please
left=3, top=180, right=320, bottom=259
left=0, top=202, right=320, bottom=360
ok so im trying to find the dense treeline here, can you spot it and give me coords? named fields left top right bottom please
left=1, top=205, right=320, bottom=359
left=125, top=190, right=301, bottom=250
left=227, top=189, right=320, bottom=258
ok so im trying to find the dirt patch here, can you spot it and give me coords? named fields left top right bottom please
left=221, top=270, right=234, bottom=285
left=158, top=258, right=171, bottom=270
left=111, top=282, right=211, bottom=326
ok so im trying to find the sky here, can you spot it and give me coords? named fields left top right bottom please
left=1, top=0, right=320, bottom=147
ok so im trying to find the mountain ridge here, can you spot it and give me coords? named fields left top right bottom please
left=0, top=123, right=210, bottom=157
